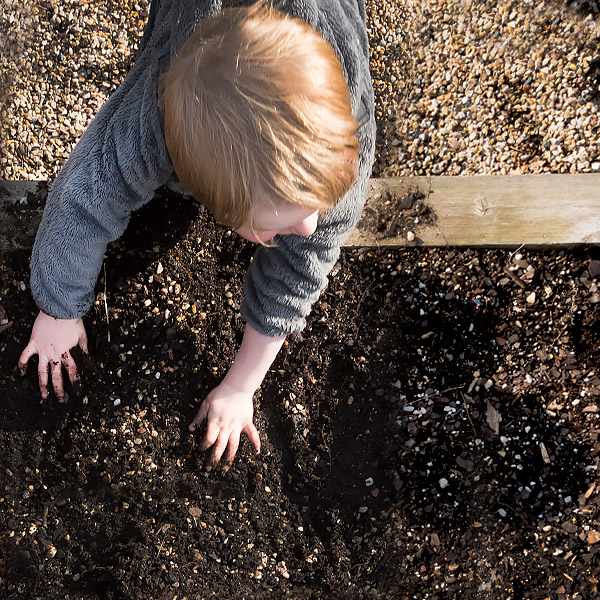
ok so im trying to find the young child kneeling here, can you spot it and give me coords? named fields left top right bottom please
left=19, top=0, right=376, bottom=471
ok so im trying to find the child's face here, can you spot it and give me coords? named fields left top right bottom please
left=235, top=199, right=319, bottom=244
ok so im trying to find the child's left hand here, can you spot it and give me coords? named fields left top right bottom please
left=189, top=381, right=260, bottom=471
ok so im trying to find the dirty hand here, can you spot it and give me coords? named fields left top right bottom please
left=18, top=310, right=88, bottom=402
left=189, top=381, right=260, bottom=472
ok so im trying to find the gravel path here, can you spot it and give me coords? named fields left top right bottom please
left=2, top=1, right=598, bottom=180
left=382, top=0, right=600, bottom=177
left=1, top=0, right=148, bottom=180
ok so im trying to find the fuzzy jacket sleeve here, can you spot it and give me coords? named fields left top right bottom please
left=30, top=0, right=224, bottom=319
left=30, top=38, right=174, bottom=319
left=241, top=0, right=376, bottom=336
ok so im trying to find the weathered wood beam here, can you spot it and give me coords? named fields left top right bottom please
left=347, top=174, right=600, bottom=248
left=1, top=176, right=599, bottom=259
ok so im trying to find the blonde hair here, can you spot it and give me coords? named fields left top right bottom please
left=160, top=2, right=359, bottom=230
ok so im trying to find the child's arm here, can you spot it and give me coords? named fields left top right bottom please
left=30, top=53, right=173, bottom=320
left=188, top=324, right=285, bottom=471
left=241, top=144, right=373, bottom=337
left=241, top=0, right=377, bottom=339
left=21, top=37, right=174, bottom=397
left=187, top=0, right=376, bottom=470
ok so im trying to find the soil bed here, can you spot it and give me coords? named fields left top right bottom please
left=1, top=189, right=600, bottom=599
left=357, top=186, right=435, bottom=242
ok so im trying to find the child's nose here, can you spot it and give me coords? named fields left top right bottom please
left=293, top=211, right=319, bottom=237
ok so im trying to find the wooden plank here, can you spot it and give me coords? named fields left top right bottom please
left=346, top=174, right=600, bottom=248
left=1, top=176, right=599, bottom=259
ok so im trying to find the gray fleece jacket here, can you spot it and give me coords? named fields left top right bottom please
left=30, top=0, right=376, bottom=337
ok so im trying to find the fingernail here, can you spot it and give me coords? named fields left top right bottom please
left=41, top=392, right=48, bottom=400
left=19, top=369, right=25, bottom=376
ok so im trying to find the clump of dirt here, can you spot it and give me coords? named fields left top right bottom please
left=358, top=186, right=436, bottom=242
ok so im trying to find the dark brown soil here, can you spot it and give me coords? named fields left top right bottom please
left=1, top=188, right=600, bottom=600
left=357, top=186, right=436, bottom=242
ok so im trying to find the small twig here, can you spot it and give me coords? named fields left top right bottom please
left=155, top=523, right=171, bottom=557
left=502, top=266, right=527, bottom=289
left=352, top=280, right=375, bottom=321
left=103, top=263, right=110, bottom=343
left=551, top=284, right=579, bottom=344
left=398, top=385, right=464, bottom=406
left=461, top=392, right=478, bottom=437
left=320, top=424, right=333, bottom=478
left=0, top=321, right=13, bottom=334
left=495, top=501, right=532, bottom=528
left=552, top=324, right=570, bottom=345
left=508, top=244, right=525, bottom=261
left=349, top=560, right=369, bottom=575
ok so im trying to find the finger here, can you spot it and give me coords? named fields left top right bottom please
left=79, top=331, right=89, bottom=355
left=243, top=423, right=261, bottom=455
left=50, top=360, right=66, bottom=403
left=18, top=344, right=36, bottom=375
left=206, top=431, right=230, bottom=472
left=221, top=432, right=240, bottom=472
left=62, top=351, right=81, bottom=395
left=38, top=359, right=50, bottom=399
left=200, top=421, right=220, bottom=452
left=188, top=401, right=209, bottom=432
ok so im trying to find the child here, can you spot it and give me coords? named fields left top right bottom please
left=18, top=0, right=376, bottom=471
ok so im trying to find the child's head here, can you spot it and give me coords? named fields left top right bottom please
left=160, top=1, right=359, bottom=235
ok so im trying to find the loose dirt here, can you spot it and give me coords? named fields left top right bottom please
left=1, top=188, right=600, bottom=599
left=357, top=186, right=436, bottom=242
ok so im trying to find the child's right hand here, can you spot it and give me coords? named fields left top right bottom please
left=189, top=381, right=261, bottom=472
left=18, top=310, right=88, bottom=403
